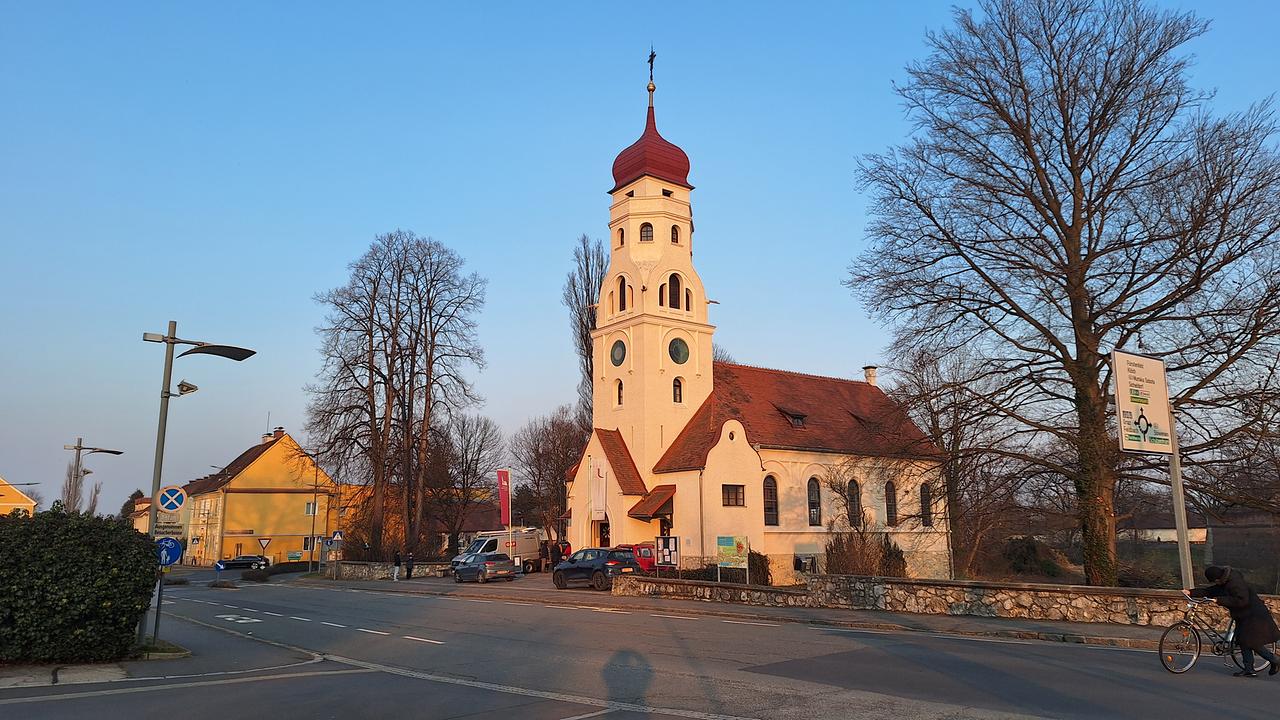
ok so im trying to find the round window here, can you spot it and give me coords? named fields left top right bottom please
left=668, top=338, right=690, bottom=364
left=610, top=340, right=626, bottom=367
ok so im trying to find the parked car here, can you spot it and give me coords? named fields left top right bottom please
left=552, top=548, right=642, bottom=591
left=219, top=555, right=271, bottom=570
left=450, top=552, right=478, bottom=575
left=615, top=543, right=656, bottom=572
left=452, top=528, right=546, bottom=574
left=453, top=552, right=517, bottom=583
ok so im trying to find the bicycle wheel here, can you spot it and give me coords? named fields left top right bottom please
left=1160, top=621, right=1201, bottom=674
left=1231, top=639, right=1276, bottom=673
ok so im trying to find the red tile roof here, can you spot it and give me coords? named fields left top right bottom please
left=183, top=436, right=281, bottom=496
left=610, top=102, right=692, bottom=193
left=654, top=362, right=941, bottom=473
left=628, top=485, right=676, bottom=520
left=596, top=429, right=647, bottom=496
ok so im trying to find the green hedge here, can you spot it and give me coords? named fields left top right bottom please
left=0, top=506, right=156, bottom=662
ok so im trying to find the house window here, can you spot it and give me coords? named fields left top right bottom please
left=668, top=273, right=681, bottom=309
left=658, top=284, right=666, bottom=307
left=673, top=378, right=683, bottom=403
left=618, top=277, right=627, bottom=311
left=303, top=535, right=318, bottom=551
left=763, top=476, right=779, bottom=526
left=640, top=223, right=653, bottom=242
left=920, top=483, right=933, bottom=527
left=618, top=228, right=625, bottom=246
left=671, top=225, right=680, bottom=243
left=685, top=288, right=692, bottom=311
left=616, top=379, right=624, bottom=406
left=807, top=478, right=822, bottom=526
left=885, top=480, right=899, bottom=526
left=722, top=484, right=745, bottom=507
left=305, top=501, right=317, bottom=516
left=847, top=479, right=862, bottom=526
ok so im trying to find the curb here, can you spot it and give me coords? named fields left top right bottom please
left=292, top=578, right=1161, bottom=650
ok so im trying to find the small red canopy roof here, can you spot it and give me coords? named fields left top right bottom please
left=628, top=485, right=676, bottom=520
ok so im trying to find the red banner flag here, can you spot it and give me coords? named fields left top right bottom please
left=497, top=469, right=511, bottom=527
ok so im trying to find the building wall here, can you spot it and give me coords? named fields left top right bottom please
left=0, top=477, right=36, bottom=516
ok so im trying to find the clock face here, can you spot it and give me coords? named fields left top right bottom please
left=668, top=338, right=690, bottom=364
left=610, top=340, right=626, bottom=367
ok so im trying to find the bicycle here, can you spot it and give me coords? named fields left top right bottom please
left=1159, top=597, right=1277, bottom=674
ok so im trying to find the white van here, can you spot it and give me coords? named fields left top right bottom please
left=454, top=528, right=545, bottom=574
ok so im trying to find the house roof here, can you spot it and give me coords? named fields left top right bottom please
left=183, top=436, right=282, bottom=496
left=628, top=485, right=676, bottom=520
left=654, top=362, right=941, bottom=473
left=596, top=429, right=647, bottom=496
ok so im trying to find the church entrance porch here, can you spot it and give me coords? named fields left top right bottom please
left=594, top=517, right=611, bottom=547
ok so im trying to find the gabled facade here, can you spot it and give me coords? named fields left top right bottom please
left=183, top=427, right=337, bottom=566
left=0, top=475, right=36, bottom=517
left=566, top=79, right=952, bottom=582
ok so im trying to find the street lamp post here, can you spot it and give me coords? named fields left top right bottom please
left=62, top=439, right=124, bottom=509
left=138, top=321, right=255, bottom=646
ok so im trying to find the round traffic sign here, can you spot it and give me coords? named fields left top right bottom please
left=155, top=537, right=183, bottom=566
left=157, top=485, right=187, bottom=512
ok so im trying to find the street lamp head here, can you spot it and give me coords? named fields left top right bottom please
left=177, top=380, right=199, bottom=396
left=178, top=344, right=256, bottom=361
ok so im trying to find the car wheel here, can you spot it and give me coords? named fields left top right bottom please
left=523, top=561, right=536, bottom=574
left=505, top=577, right=514, bottom=582
left=454, top=571, right=463, bottom=583
left=252, top=562, right=263, bottom=570
left=478, top=571, right=487, bottom=584
left=591, top=571, right=608, bottom=591
left=553, top=571, right=567, bottom=589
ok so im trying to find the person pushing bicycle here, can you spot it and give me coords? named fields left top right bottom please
left=1184, top=565, right=1280, bottom=677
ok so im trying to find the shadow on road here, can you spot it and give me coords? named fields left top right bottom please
left=603, top=649, right=654, bottom=705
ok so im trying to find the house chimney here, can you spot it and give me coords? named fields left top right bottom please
left=862, top=365, right=878, bottom=387
left=273, top=426, right=285, bottom=440
left=261, top=433, right=273, bottom=444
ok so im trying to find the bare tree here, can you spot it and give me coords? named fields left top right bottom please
left=562, top=235, right=607, bottom=432
left=712, top=344, right=736, bottom=364
left=59, top=462, right=83, bottom=513
left=426, top=414, right=504, bottom=556
left=27, top=489, right=45, bottom=512
left=852, top=0, right=1280, bottom=584
left=510, top=405, right=589, bottom=540
left=118, top=489, right=144, bottom=521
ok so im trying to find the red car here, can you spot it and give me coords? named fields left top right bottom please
left=614, top=543, right=656, bottom=572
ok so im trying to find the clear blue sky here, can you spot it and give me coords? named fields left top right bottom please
left=2, top=1, right=1275, bottom=512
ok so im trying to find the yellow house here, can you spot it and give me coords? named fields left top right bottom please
left=183, top=427, right=338, bottom=566
left=0, top=475, right=37, bottom=517
left=565, top=79, right=952, bottom=583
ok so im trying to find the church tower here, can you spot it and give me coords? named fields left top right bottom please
left=591, top=72, right=715, bottom=478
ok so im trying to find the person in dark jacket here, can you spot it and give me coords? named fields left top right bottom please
left=392, top=550, right=402, bottom=582
left=1186, top=565, right=1280, bottom=677
left=405, top=552, right=415, bottom=580
left=549, top=540, right=563, bottom=569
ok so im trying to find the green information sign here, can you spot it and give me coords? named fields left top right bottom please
left=716, top=535, right=748, bottom=569
left=288, top=551, right=303, bottom=561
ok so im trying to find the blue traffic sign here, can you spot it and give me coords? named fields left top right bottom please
left=214, top=560, right=225, bottom=572
left=155, top=537, right=183, bottom=566
left=157, top=485, right=186, bottom=512
left=331, top=530, right=344, bottom=542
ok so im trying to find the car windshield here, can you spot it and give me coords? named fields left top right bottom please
left=607, top=550, right=636, bottom=561
left=488, top=554, right=511, bottom=562
left=464, top=539, right=486, bottom=554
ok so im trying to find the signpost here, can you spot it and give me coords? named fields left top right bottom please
left=214, top=560, right=225, bottom=581
left=656, top=536, right=679, bottom=579
left=715, top=535, right=750, bottom=585
left=156, top=537, right=182, bottom=567
left=1112, top=350, right=1192, bottom=589
left=258, top=537, right=271, bottom=553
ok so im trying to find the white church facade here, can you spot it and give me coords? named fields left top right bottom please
left=564, top=78, right=952, bottom=582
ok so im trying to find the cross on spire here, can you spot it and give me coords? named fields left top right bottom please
left=648, top=47, right=656, bottom=83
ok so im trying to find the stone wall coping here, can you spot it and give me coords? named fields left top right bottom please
left=625, top=575, right=809, bottom=597
left=810, top=574, right=1279, bottom=600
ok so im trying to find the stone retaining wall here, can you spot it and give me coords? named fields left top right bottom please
left=335, top=561, right=451, bottom=581
left=614, top=574, right=1280, bottom=627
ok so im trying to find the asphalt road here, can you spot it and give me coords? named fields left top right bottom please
left=5, top=577, right=1275, bottom=720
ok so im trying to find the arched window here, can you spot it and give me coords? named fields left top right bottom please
left=920, top=483, right=933, bottom=527
left=616, top=379, right=624, bottom=406
left=668, top=273, right=681, bottom=310
left=685, top=288, right=692, bottom=311
left=658, top=284, right=666, bottom=307
left=618, top=228, right=625, bottom=246
left=847, top=479, right=862, bottom=527
left=672, top=378, right=683, bottom=403
left=671, top=225, right=680, bottom=243
left=885, top=480, right=898, bottom=526
left=807, top=478, right=822, bottom=526
left=640, top=223, right=653, bottom=242
left=763, top=476, right=779, bottom=526
left=608, top=291, right=615, bottom=314
left=617, top=277, right=627, bottom=312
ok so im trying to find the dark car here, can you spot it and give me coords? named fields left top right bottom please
left=552, top=548, right=642, bottom=591
left=453, top=552, right=517, bottom=583
left=219, top=555, right=270, bottom=570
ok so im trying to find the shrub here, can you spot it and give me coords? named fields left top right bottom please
left=163, top=576, right=189, bottom=586
left=824, top=531, right=908, bottom=578
left=266, top=561, right=310, bottom=576
left=1002, top=536, right=1064, bottom=578
left=209, top=580, right=238, bottom=589
left=0, top=506, right=156, bottom=662
left=877, top=535, right=907, bottom=577
left=240, top=569, right=270, bottom=582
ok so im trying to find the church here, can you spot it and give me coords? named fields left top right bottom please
left=564, top=75, right=952, bottom=582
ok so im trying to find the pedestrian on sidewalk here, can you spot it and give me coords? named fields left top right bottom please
left=406, top=552, right=415, bottom=580
left=392, top=549, right=402, bottom=582
left=550, top=539, right=564, bottom=569
left=1185, top=565, right=1280, bottom=677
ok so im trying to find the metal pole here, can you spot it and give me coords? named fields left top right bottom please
left=1168, top=402, right=1194, bottom=590
left=142, top=320, right=177, bottom=645
left=71, top=438, right=84, bottom=509
left=310, top=460, right=318, bottom=573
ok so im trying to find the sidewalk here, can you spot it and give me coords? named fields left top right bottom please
left=294, top=575, right=1166, bottom=649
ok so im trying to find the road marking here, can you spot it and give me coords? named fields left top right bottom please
left=559, top=710, right=615, bottom=720
left=321, top=622, right=347, bottom=628
left=222, top=605, right=239, bottom=609
left=357, top=628, right=389, bottom=635
left=546, top=605, right=578, bottom=609
left=504, top=601, right=533, bottom=606
left=721, top=620, right=777, bottom=627
left=590, top=609, right=631, bottom=614
left=463, top=598, right=494, bottom=603
left=651, top=614, right=698, bottom=620
left=214, top=614, right=262, bottom=624
left=403, top=635, right=446, bottom=645
left=262, top=611, right=282, bottom=617
left=0, top=669, right=375, bottom=705
left=290, top=616, right=311, bottom=622
left=243, top=608, right=260, bottom=612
